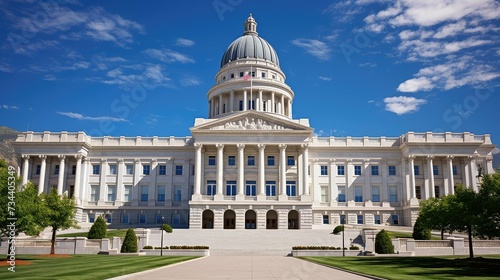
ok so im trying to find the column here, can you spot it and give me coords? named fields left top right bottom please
left=82, top=158, right=90, bottom=203
left=208, top=99, right=212, bottom=118
left=258, top=90, right=263, bottom=111
left=363, top=159, right=371, bottom=202
left=193, top=144, right=203, bottom=198
left=302, top=144, right=309, bottom=196
left=57, top=155, right=66, bottom=194
left=74, top=154, right=83, bottom=205
left=237, top=144, right=245, bottom=198
left=409, top=156, right=416, bottom=198
left=115, top=158, right=123, bottom=204
left=22, top=155, right=30, bottom=186
left=215, top=144, right=224, bottom=198
left=257, top=144, right=266, bottom=197
left=469, top=156, right=478, bottom=192
left=243, top=90, right=247, bottom=111
left=99, top=159, right=107, bottom=205
left=149, top=159, right=158, bottom=206
left=329, top=159, right=337, bottom=204
left=280, top=94, right=285, bottom=115
left=427, top=156, right=435, bottom=198
left=271, top=92, right=275, bottom=113
left=381, top=160, right=388, bottom=201
left=133, top=159, right=141, bottom=205
left=229, top=91, right=234, bottom=112
left=288, top=98, right=292, bottom=118
left=446, top=156, right=454, bottom=195
left=218, top=94, right=222, bottom=115
left=38, top=155, right=47, bottom=194
left=279, top=144, right=287, bottom=197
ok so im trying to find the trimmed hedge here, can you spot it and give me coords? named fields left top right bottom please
left=412, top=216, right=431, bottom=240
left=170, top=245, right=209, bottom=250
left=88, top=216, right=107, bottom=239
left=375, top=229, right=394, bottom=254
left=292, top=246, right=355, bottom=250
left=121, top=229, right=138, bottom=253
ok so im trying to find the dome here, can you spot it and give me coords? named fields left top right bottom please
left=220, top=14, right=280, bottom=68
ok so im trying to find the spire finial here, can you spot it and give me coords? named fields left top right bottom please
left=243, top=13, right=258, bottom=36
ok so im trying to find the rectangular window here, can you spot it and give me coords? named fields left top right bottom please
left=124, top=185, right=132, bottom=202
left=245, top=180, right=256, bottom=196
left=92, top=165, right=100, bottom=175
left=109, top=164, right=117, bottom=175
left=239, top=71, right=244, bottom=77
left=433, top=165, right=439, bottom=175
left=89, top=213, right=95, bottom=223
left=286, top=181, right=296, bottom=196
left=287, top=156, right=295, bottom=166
left=159, top=165, right=167, bottom=175
left=175, top=165, right=183, bottom=175
left=265, top=181, right=276, bottom=196
left=261, top=72, right=266, bottom=78
left=416, top=186, right=421, bottom=199
left=435, top=186, right=440, bottom=198
left=374, top=214, right=381, bottom=225
left=239, top=100, right=243, bottom=111
left=357, top=215, right=364, bottom=224
left=452, top=165, right=458, bottom=175
left=371, top=165, right=379, bottom=176
left=36, top=165, right=41, bottom=175
left=143, top=165, right=150, bottom=175
left=247, top=156, right=255, bottom=166
left=107, top=185, right=116, bottom=201
left=157, top=185, right=165, bottom=202
left=72, top=165, right=76, bottom=175
left=414, top=165, right=420, bottom=175
left=54, top=165, right=59, bottom=175
left=122, top=213, right=129, bottom=224
left=248, top=100, right=255, bottom=110
left=392, top=214, right=399, bottom=225
left=226, top=180, right=237, bottom=196
left=230, top=73, right=234, bottom=79
left=388, top=165, right=396, bottom=176
left=206, top=180, right=216, bottom=196
left=320, top=165, right=328, bottom=175
left=372, top=186, right=380, bottom=202
left=156, top=214, right=163, bottom=224
left=389, top=186, right=398, bottom=202
left=174, top=185, right=182, bottom=201
left=354, top=165, right=361, bottom=175
left=139, top=214, right=146, bottom=224
left=323, top=215, right=330, bottom=225
left=267, top=156, right=275, bottom=166
left=208, top=156, right=216, bottom=166
left=321, top=186, right=329, bottom=202
left=228, top=156, right=236, bottom=166
left=354, top=186, right=363, bottom=202
left=90, top=185, right=99, bottom=202
left=140, top=185, right=148, bottom=201
left=338, top=186, right=346, bottom=202
left=340, top=214, right=346, bottom=225
left=125, top=164, right=133, bottom=175
left=173, top=214, right=181, bottom=224
left=337, top=166, right=345, bottom=175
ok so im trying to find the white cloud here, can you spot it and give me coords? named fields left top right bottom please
left=397, top=77, right=434, bottom=92
left=175, top=38, right=195, bottom=47
left=318, top=76, right=332, bottom=81
left=1, top=105, right=19, bottom=110
left=359, top=62, right=377, bottom=67
left=0, top=63, right=13, bottom=73
left=433, top=21, right=467, bottom=39
left=384, top=96, right=427, bottom=115
left=102, top=64, right=172, bottom=90
left=180, top=76, right=201, bottom=86
left=57, top=112, right=128, bottom=122
left=144, top=48, right=195, bottom=64
left=291, top=38, right=331, bottom=60
left=43, top=75, right=57, bottom=81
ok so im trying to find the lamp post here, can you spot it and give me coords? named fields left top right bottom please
left=160, top=216, right=165, bottom=256
left=342, top=221, right=345, bottom=257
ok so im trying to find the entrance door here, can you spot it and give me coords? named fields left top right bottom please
left=266, top=210, right=278, bottom=229
left=245, top=210, right=256, bottom=229
left=288, top=210, right=300, bottom=229
left=224, top=210, right=236, bottom=229
left=202, top=210, right=214, bottom=229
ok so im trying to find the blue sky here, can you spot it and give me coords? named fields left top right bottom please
left=1, top=0, right=499, bottom=146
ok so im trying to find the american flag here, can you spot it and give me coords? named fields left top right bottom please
left=242, top=71, right=251, bottom=81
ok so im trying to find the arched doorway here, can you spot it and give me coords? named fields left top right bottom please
left=202, top=210, right=214, bottom=229
left=224, top=210, right=236, bottom=229
left=245, top=210, right=257, bottom=229
left=266, top=210, right=278, bottom=229
left=288, top=210, right=300, bottom=229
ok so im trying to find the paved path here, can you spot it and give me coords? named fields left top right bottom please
left=112, top=256, right=372, bottom=280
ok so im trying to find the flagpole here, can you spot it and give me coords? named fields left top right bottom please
left=250, top=65, right=253, bottom=110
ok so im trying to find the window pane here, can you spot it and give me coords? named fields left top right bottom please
left=355, top=186, right=363, bottom=202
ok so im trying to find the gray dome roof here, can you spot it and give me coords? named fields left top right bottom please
left=220, top=15, right=280, bottom=68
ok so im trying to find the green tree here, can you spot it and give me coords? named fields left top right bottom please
left=332, top=225, right=344, bottom=235
left=418, top=196, right=454, bottom=239
left=161, top=224, right=173, bottom=233
left=88, top=216, right=107, bottom=239
left=121, top=228, right=138, bottom=253
left=475, top=173, right=500, bottom=239
left=412, top=216, right=431, bottom=240
left=375, top=229, right=394, bottom=254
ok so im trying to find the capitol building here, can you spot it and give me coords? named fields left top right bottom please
left=13, top=15, right=495, bottom=230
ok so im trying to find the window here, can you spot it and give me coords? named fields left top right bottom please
left=416, top=186, right=421, bottom=199
left=208, top=156, right=216, bottom=166
left=105, top=214, right=112, bottom=223
left=107, top=185, right=116, bottom=201
left=389, top=186, right=398, bottom=202
left=139, top=214, right=146, bottom=224
left=354, top=165, right=361, bottom=175
left=245, top=180, right=256, bottom=196
left=321, top=186, right=329, bottom=202
left=251, top=71, right=255, bottom=77
left=36, top=165, right=41, bottom=175
left=452, top=165, right=458, bottom=175
left=90, top=185, right=99, bottom=202
left=261, top=72, right=266, bottom=78
left=371, top=186, right=380, bottom=202
left=287, top=156, right=295, bottom=166
left=230, top=73, right=234, bottom=79
left=247, top=156, right=255, bottom=166
left=337, top=166, right=345, bottom=175
left=266, top=181, right=276, bottom=196
left=206, top=180, right=216, bottom=196
left=89, top=213, right=95, bottom=223
left=174, top=185, right=181, bottom=201
left=388, top=165, right=396, bottom=176
left=248, top=100, right=255, bottom=110
left=124, top=185, right=132, bottom=202
left=267, top=156, right=275, bottom=166
left=173, top=214, right=181, bottom=224
left=392, top=214, right=399, bottom=225
left=92, top=165, right=100, bottom=175
left=159, top=165, right=166, bottom=175
left=125, top=164, right=133, bottom=175
left=323, top=215, right=330, bottom=225
left=433, top=165, right=439, bottom=175
left=156, top=214, right=163, bottom=224
left=54, top=165, right=59, bottom=175
left=72, top=165, right=76, bottom=175
left=320, top=165, right=328, bottom=175
left=357, top=215, right=364, bottom=224
left=374, top=214, right=381, bottom=225
left=226, top=180, right=237, bottom=196
left=435, top=186, right=440, bottom=198
left=286, top=181, right=296, bottom=196
left=239, top=71, right=244, bottom=77
left=175, top=165, right=183, bottom=175
left=414, top=165, right=420, bottom=175
left=106, top=164, right=115, bottom=175
left=354, top=186, right=363, bottom=202
left=239, top=100, right=243, bottom=111
left=157, top=185, right=165, bottom=202
left=140, top=185, right=148, bottom=201
left=228, top=156, right=236, bottom=166
left=340, top=214, right=346, bottom=225
left=338, top=186, right=346, bottom=202
left=272, top=74, right=276, bottom=79
left=143, top=165, right=150, bottom=175
left=122, top=213, right=129, bottom=224
left=371, top=165, right=379, bottom=176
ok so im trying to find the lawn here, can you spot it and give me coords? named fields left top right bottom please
left=57, top=229, right=129, bottom=238
left=300, top=255, right=500, bottom=280
left=386, top=230, right=441, bottom=240
left=0, top=255, right=197, bottom=279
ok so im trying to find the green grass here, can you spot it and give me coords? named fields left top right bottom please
left=386, top=230, right=441, bottom=240
left=300, top=255, right=500, bottom=280
left=0, top=255, right=197, bottom=279
left=57, top=229, right=128, bottom=238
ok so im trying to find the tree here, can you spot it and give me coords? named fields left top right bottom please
left=162, top=224, right=173, bottom=233
left=475, top=173, right=500, bottom=239
left=412, top=216, right=431, bottom=240
left=418, top=196, right=454, bottom=239
left=41, top=189, right=80, bottom=255
left=375, top=229, right=394, bottom=254
left=88, top=216, right=107, bottom=239
left=332, top=225, right=344, bottom=235
left=121, top=229, right=138, bottom=253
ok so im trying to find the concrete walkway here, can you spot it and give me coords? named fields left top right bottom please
left=111, top=256, right=372, bottom=280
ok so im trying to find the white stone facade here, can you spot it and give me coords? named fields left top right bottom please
left=13, top=15, right=495, bottom=230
